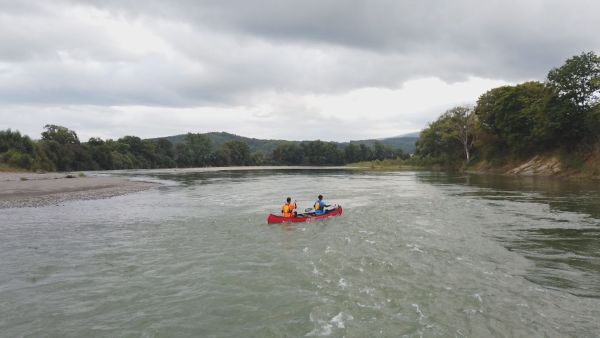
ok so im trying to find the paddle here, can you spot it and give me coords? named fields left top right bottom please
left=324, top=204, right=338, bottom=212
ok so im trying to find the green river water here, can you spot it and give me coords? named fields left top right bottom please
left=1, top=168, right=599, bottom=337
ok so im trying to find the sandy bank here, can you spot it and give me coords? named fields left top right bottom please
left=0, top=172, right=158, bottom=209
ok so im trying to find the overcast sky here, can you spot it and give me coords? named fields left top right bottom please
left=1, top=0, right=599, bottom=141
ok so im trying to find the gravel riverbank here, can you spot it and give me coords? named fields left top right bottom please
left=0, top=172, right=158, bottom=208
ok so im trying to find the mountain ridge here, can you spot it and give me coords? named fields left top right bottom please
left=150, top=131, right=419, bottom=154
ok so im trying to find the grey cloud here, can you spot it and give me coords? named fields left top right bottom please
left=75, top=0, right=600, bottom=78
left=0, top=0, right=599, bottom=109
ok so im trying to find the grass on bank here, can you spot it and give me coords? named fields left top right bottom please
left=0, top=165, right=28, bottom=173
left=349, top=158, right=417, bottom=170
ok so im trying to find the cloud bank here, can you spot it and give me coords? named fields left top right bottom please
left=1, top=0, right=599, bottom=140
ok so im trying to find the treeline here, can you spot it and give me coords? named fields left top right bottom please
left=413, top=51, right=600, bottom=168
left=0, top=126, right=408, bottom=171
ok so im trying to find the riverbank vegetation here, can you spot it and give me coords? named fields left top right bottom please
left=0, top=126, right=409, bottom=172
left=405, top=51, right=600, bottom=175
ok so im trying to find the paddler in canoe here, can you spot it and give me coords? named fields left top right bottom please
left=267, top=195, right=341, bottom=223
left=281, top=197, right=297, bottom=218
left=313, top=194, right=331, bottom=215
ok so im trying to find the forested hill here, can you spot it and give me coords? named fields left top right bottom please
left=151, top=132, right=290, bottom=155
left=152, top=132, right=418, bottom=154
left=0, top=126, right=416, bottom=172
left=346, top=134, right=419, bottom=154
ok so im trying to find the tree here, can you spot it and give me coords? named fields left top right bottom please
left=416, top=114, right=463, bottom=166
left=358, top=144, right=373, bottom=161
left=415, top=106, right=480, bottom=166
left=445, top=106, right=476, bottom=163
left=155, top=138, right=176, bottom=168
left=0, top=129, right=38, bottom=169
left=222, top=140, right=251, bottom=166
left=474, top=82, right=561, bottom=156
left=251, top=152, right=266, bottom=165
left=38, top=125, right=86, bottom=171
left=86, top=137, right=112, bottom=170
left=41, top=125, right=80, bottom=145
left=373, top=141, right=386, bottom=161
left=301, top=141, right=327, bottom=165
left=0, top=129, right=34, bottom=154
left=184, top=133, right=212, bottom=166
left=344, top=143, right=361, bottom=163
left=175, top=143, right=193, bottom=167
left=272, top=143, right=303, bottom=165
left=116, top=136, right=153, bottom=168
left=547, top=51, right=600, bottom=110
left=301, top=140, right=344, bottom=165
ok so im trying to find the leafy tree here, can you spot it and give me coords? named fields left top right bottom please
left=0, top=129, right=35, bottom=154
left=175, top=143, right=193, bottom=167
left=184, top=133, right=212, bottom=167
left=2, top=150, right=34, bottom=168
left=301, top=140, right=344, bottom=165
left=0, top=129, right=41, bottom=169
left=251, top=152, right=267, bottom=166
left=416, top=113, right=463, bottom=166
left=41, top=125, right=80, bottom=145
left=222, top=140, right=251, bottom=166
left=373, top=141, right=386, bottom=161
left=587, top=103, right=600, bottom=141
left=155, top=138, right=176, bottom=167
left=475, top=82, right=560, bottom=156
left=37, top=125, right=86, bottom=171
left=110, top=150, right=135, bottom=169
left=213, top=146, right=231, bottom=166
left=547, top=51, right=600, bottom=110
left=272, top=143, right=304, bottom=165
left=394, top=148, right=409, bottom=160
left=86, top=137, right=112, bottom=170
left=344, top=143, right=361, bottom=163
left=33, top=143, right=55, bottom=171
left=359, top=144, right=373, bottom=162
left=444, top=106, right=476, bottom=163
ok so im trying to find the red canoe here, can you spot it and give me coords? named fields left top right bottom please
left=267, top=206, right=343, bottom=224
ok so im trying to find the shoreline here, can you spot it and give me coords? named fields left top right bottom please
left=0, top=172, right=159, bottom=209
left=348, top=154, right=600, bottom=181
left=351, top=164, right=600, bottom=180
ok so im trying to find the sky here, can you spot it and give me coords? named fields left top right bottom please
left=1, top=0, right=599, bottom=141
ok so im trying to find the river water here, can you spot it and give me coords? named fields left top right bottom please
left=1, top=168, right=599, bottom=337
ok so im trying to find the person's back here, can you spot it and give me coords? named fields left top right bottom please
left=281, top=197, right=296, bottom=218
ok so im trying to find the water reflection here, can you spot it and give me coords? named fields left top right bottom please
left=121, top=167, right=354, bottom=187
left=417, top=172, right=600, bottom=218
left=416, top=171, right=600, bottom=298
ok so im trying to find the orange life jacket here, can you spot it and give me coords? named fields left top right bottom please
left=281, top=202, right=296, bottom=217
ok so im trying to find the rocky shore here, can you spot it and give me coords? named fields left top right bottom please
left=0, top=172, right=158, bottom=209
left=468, top=152, right=600, bottom=180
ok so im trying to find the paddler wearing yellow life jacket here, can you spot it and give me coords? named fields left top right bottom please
left=313, top=194, right=330, bottom=216
left=281, top=197, right=297, bottom=218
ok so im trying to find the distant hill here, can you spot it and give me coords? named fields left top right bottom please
left=152, top=131, right=418, bottom=154
left=345, top=133, right=419, bottom=154
left=154, top=132, right=291, bottom=155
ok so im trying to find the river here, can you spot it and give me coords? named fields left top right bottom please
left=1, top=168, right=599, bottom=337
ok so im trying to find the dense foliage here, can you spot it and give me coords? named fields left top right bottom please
left=414, top=52, right=600, bottom=168
left=0, top=125, right=408, bottom=171
left=157, top=131, right=419, bottom=155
